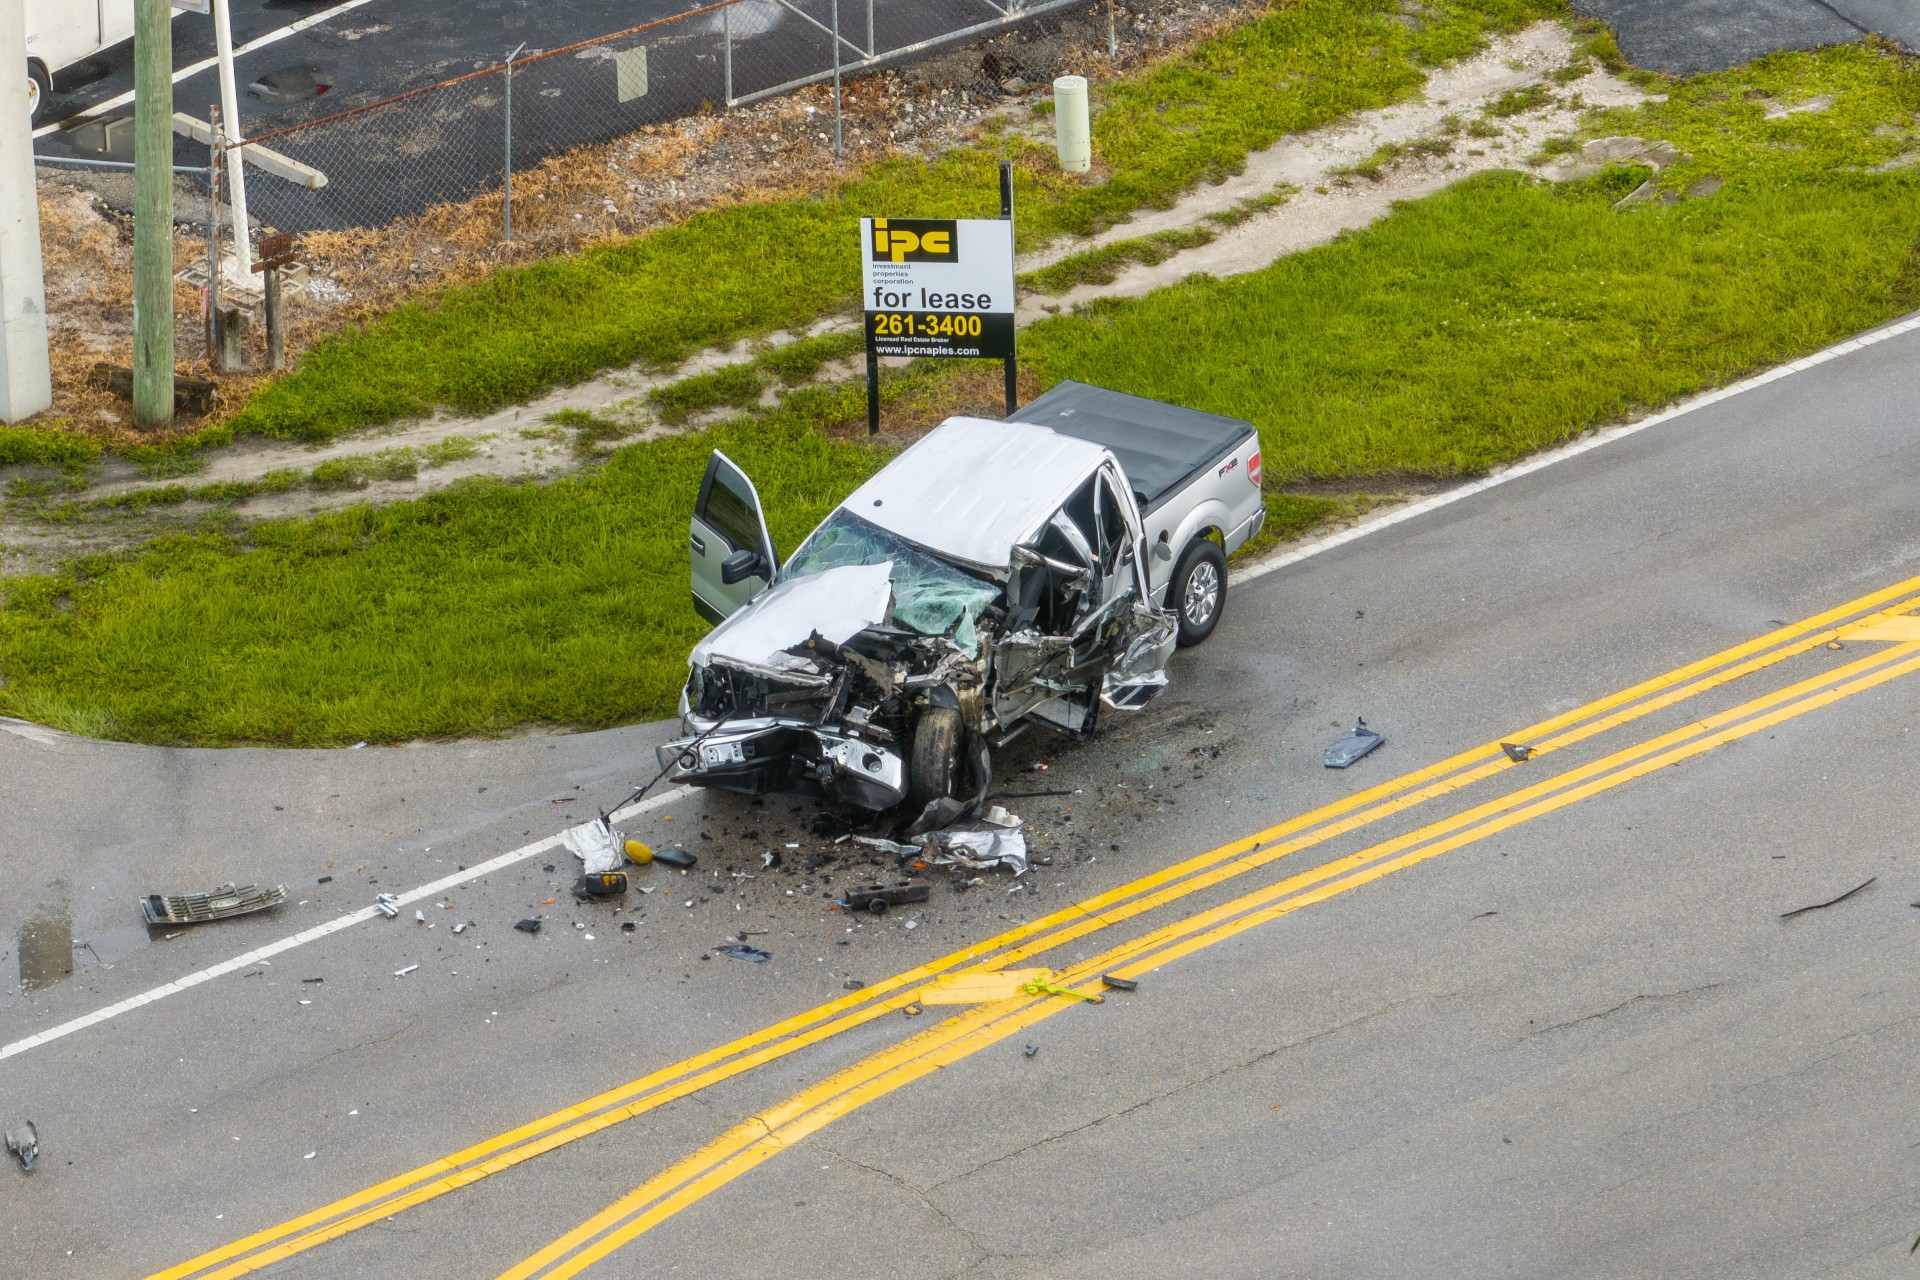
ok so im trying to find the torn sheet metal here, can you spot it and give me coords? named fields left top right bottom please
left=692, top=562, right=895, bottom=675
left=931, top=828, right=1028, bottom=875
left=920, top=967, right=1056, bottom=1005
left=141, top=883, right=288, bottom=927
left=561, top=818, right=625, bottom=875
left=6, top=1122, right=38, bottom=1172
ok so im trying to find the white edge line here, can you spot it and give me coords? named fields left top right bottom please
left=31, top=0, right=380, bottom=140
left=0, top=785, right=690, bottom=1062
left=1234, top=313, right=1920, bottom=587
left=9, top=311, right=1920, bottom=1063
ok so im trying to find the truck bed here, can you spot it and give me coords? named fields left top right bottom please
left=1010, top=381, right=1256, bottom=516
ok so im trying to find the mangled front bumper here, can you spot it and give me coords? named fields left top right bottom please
left=657, top=718, right=908, bottom=810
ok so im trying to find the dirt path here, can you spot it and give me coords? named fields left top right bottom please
left=0, top=20, right=1649, bottom=577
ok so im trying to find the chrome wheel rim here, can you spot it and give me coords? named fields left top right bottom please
left=26, top=75, right=41, bottom=123
left=1183, top=560, right=1219, bottom=629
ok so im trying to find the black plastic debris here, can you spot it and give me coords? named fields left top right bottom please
left=653, top=845, right=698, bottom=870
left=1780, top=876, right=1875, bottom=919
left=1100, top=973, right=1138, bottom=992
left=844, top=880, right=931, bottom=915
left=1024, top=1042, right=1039, bottom=1058
left=1499, top=742, right=1534, bottom=763
left=715, top=943, right=773, bottom=963
left=6, top=1122, right=37, bottom=1172
left=317, top=875, right=333, bottom=884
left=1323, top=718, right=1384, bottom=769
left=620, top=922, right=637, bottom=933
left=142, top=883, right=288, bottom=926
left=574, top=872, right=628, bottom=899
left=513, top=919, right=542, bottom=935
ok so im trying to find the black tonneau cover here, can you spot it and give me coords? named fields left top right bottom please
left=1010, top=380, right=1254, bottom=515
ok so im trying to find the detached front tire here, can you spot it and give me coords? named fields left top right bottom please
left=1171, top=538, right=1226, bottom=647
left=909, top=706, right=964, bottom=806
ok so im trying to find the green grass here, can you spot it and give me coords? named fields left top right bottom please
left=648, top=363, right=767, bottom=425
left=7, top=41, right=1920, bottom=746
left=210, top=0, right=1551, bottom=444
left=0, top=420, right=886, bottom=744
left=1020, top=226, right=1220, bottom=294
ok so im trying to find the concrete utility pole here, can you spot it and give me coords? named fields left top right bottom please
left=0, top=0, right=52, bottom=422
left=133, top=0, right=174, bottom=426
left=212, top=0, right=249, bottom=275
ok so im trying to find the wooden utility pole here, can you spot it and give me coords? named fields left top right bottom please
left=133, top=0, right=174, bottom=428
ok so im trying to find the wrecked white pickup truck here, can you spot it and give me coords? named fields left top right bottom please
left=659, top=381, right=1266, bottom=812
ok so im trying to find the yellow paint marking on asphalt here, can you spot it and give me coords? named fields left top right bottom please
left=1841, top=617, right=1920, bottom=642
left=155, top=578, right=1920, bottom=1280
left=502, top=643, right=1920, bottom=1279
left=919, top=968, right=1056, bottom=1004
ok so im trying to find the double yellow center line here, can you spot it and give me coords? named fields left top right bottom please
left=156, top=572, right=1920, bottom=1280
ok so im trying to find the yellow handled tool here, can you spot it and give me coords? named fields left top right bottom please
left=1019, top=978, right=1103, bottom=1004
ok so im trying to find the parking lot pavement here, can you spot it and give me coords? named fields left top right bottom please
left=1572, top=0, right=1917, bottom=74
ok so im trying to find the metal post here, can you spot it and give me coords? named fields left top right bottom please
left=1000, top=160, right=1017, bottom=418
left=1108, top=0, right=1117, bottom=59
left=866, top=0, right=874, bottom=56
left=212, top=0, right=250, bottom=276
left=264, top=265, right=283, bottom=369
left=830, top=0, right=843, bottom=160
left=0, top=0, right=52, bottom=421
left=865, top=348, right=880, bottom=436
left=503, top=42, right=525, bottom=241
left=132, top=0, right=174, bottom=427
left=205, top=103, right=221, bottom=360
left=723, top=4, right=732, bottom=105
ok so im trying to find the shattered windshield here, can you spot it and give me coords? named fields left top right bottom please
left=783, top=510, right=1002, bottom=651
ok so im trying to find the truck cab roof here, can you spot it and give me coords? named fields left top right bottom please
left=843, top=417, right=1112, bottom=573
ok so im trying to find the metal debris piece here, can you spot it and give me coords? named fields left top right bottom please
left=513, top=919, right=542, bottom=934
left=375, top=893, right=400, bottom=918
left=452, top=921, right=471, bottom=934
left=6, top=1122, right=38, bottom=1172
left=1779, top=876, right=1876, bottom=919
left=1323, top=718, right=1384, bottom=769
left=141, top=883, right=288, bottom=927
left=653, top=844, right=698, bottom=869
left=1024, top=1042, right=1039, bottom=1058
left=715, top=943, right=773, bottom=963
left=844, top=881, right=931, bottom=915
left=1500, top=742, right=1533, bottom=763
left=762, top=850, right=781, bottom=870
left=414, top=909, right=426, bottom=923
left=393, top=965, right=418, bottom=977
left=1100, top=974, right=1138, bottom=992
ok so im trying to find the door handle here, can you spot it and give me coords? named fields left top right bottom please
left=690, top=534, right=706, bottom=555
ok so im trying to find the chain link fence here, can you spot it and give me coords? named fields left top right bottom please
left=233, top=0, right=1107, bottom=235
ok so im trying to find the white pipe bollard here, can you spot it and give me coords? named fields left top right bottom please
left=1053, top=75, right=1090, bottom=173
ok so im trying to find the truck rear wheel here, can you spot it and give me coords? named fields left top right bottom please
left=909, top=707, right=964, bottom=806
left=28, top=62, right=51, bottom=126
left=1171, top=538, right=1226, bottom=647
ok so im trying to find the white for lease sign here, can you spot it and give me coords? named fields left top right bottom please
left=860, top=217, right=1015, bottom=360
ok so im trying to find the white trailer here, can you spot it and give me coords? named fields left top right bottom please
left=22, top=0, right=188, bottom=124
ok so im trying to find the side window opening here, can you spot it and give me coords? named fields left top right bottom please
left=701, top=468, right=761, bottom=554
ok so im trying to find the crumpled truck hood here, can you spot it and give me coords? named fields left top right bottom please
left=690, top=561, right=895, bottom=676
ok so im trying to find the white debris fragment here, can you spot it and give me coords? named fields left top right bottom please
left=394, top=964, right=419, bottom=977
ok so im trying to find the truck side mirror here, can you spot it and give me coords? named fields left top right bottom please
left=720, top=549, right=768, bottom=585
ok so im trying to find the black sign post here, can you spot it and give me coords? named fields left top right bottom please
left=860, top=170, right=1019, bottom=436
left=1000, top=159, right=1016, bottom=420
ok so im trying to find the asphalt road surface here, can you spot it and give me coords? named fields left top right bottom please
left=1572, top=0, right=1920, bottom=73
left=8, top=311, right=1920, bottom=1276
